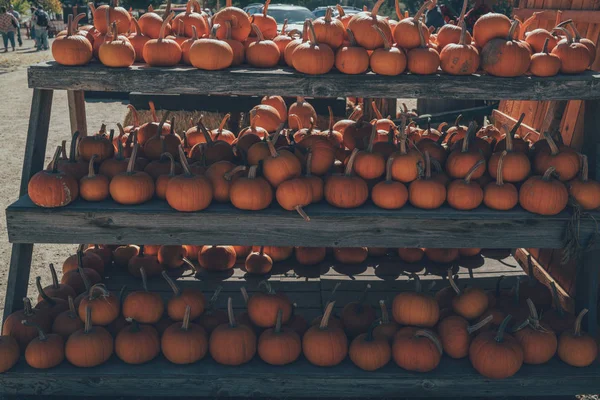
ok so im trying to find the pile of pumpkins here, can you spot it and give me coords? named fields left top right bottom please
left=28, top=96, right=600, bottom=218
left=51, top=0, right=596, bottom=77
left=1, top=244, right=596, bottom=377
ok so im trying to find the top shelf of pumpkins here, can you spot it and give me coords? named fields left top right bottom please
left=27, top=96, right=600, bottom=219
left=51, top=0, right=596, bottom=77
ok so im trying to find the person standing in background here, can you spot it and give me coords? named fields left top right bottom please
left=0, top=6, right=19, bottom=52
left=8, top=5, right=22, bottom=47
left=464, top=0, right=495, bottom=32
left=425, top=2, right=446, bottom=30
left=32, top=5, right=49, bottom=51
left=29, top=6, right=37, bottom=46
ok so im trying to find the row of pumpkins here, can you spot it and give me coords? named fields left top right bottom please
left=51, top=0, right=596, bottom=77
left=1, top=241, right=595, bottom=377
left=28, top=96, right=600, bottom=217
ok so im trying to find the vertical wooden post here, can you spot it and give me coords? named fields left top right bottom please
left=583, top=100, right=600, bottom=179
left=363, top=98, right=397, bottom=121
left=67, top=90, right=87, bottom=136
left=3, top=89, right=53, bottom=322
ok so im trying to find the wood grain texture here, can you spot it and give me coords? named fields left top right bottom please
left=67, top=90, right=87, bottom=136
left=492, top=109, right=541, bottom=141
left=1, top=356, right=599, bottom=397
left=6, top=196, right=599, bottom=248
left=27, top=62, right=600, bottom=100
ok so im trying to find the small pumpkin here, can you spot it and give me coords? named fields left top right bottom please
left=438, top=314, right=493, bottom=359
left=292, top=20, right=335, bottom=75
left=341, top=284, right=377, bottom=338
left=2, top=297, right=52, bottom=350
left=325, top=149, right=368, bottom=208
left=166, top=146, right=213, bottom=211
left=514, top=299, right=557, bottom=365
left=569, top=154, right=600, bottom=210
left=162, top=270, right=206, bottom=321
left=212, top=0, right=252, bottom=41
left=79, top=155, right=109, bottom=202
left=473, top=12, right=511, bottom=48
left=189, top=24, right=234, bottom=70
left=138, top=3, right=171, bottom=39
left=314, top=7, right=345, bottom=50
left=392, top=327, right=442, bottom=372
left=39, top=263, right=76, bottom=301
left=209, top=297, right=257, bottom=365
left=162, top=305, right=208, bottom=364
left=372, top=156, right=408, bottom=210
left=333, top=247, right=368, bottom=264
left=52, top=296, right=84, bottom=339
left=519, top=166, right=568, bottom=215
left=446, top=122, right=486, bottom=179
left=349, top=320, right=391, bottom=371
left=294, top=246, right=326, bottom=266
left=392, top=274, right=439, bottom=327
left=484, top=151, right=519, bottom=211
left=29, top=146, right=79, bottom=208
left=409, top=151, right=446, bottom=209
left=436, top=0, right=471, bottom=50
left=530, top=38, right=561, bottom=77
left=489, top=123, right=531, bottom=182
left=447, top=269, right=488, bottom=319
left=90, top=0, right=131, bottom=35
left=447, top=159, right=485, bottom=211
left=258, top=309, right=302, bottom=365
left=407, top=20, right=440, bottom=75
left=52, top=13, right=93, bottom=66
left=22, top=320, right=64, bottom=369
left=198, top=245, right=236, bottom=271
left=172, top=0, right=208, bottom=38
left=122, top=267, right=164, bottom=324
left=196, top=287, right=228, bottom=335
left=397, top=247, right=425, bottom=263
left=335, top=28, right=369, bottom=74
left=65, top=305, right=114, bottom=367
left=557, top=308, right=598, bottom=367
left=0, top=335, right=19, bottom=373
left=245, top=246, right=273, bottom=275
left=440, top=21, right=479, bottom=75
left=263, top=134, right=302, bottom=187
left=347, top=0, right=391, bottom=50
left=78, top=284, right=120, bottom=326
left=109, top=144, right=154, bottom=205
left=229, top=165, right=273, bottom=210
left=115, top=319, right=160, bottom=364
left=481, top=20, right=530, bottom=77
left=248, top=281, right=292, bottom=328
left=34, top=276, right=69, bottom=321
left=99, top=21, right=135, bottom=68
left=393, top=0, right=431, bottom=50
left=247, top=23, right=280, bottom=68
left=303, top=301, right=348, bottom=366
left=551, top=27, right=591, bottom=74
left=352, top=124, right=385, bottom=180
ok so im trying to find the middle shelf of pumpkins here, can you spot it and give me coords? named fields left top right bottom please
left=11, top=95, right=599, bottom=247
left=2, top=242, right=594, bottom=381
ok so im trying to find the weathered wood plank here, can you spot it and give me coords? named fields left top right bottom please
left=1, top=356, right=599, bottom=397
left=492, top=109, right=541, bottom=141
left=66, top=90, right=87, bottom=136
left=26, top=62, right=600, bottom=100
left=6, top=196, right=599, bottom=248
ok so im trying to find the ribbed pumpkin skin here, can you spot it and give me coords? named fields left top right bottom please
left=99, top=40, right=135, bottom=68
left=472, top=13, right=511, bottom=47
left=302, top=326, right=348, bottom=366
left=292, top=43, right=335, bottom=75
left=0, top=336, right=19, bottom=373
left=392, top=293, right=439, bottom=327
left=93, top=6, right=131, bottom=35
left=529, top=52, right=561, bottom=77
left=324, top=176, right=368, bottom=208
left=481, top=38, right=530, bottom=77
left=370, top=47, right=407, bottom=76
left=247, top=41, right=280, bottom=68
left=335, top=46, right=370, bottom=75
left=143, top=39, right=182, bottom=67
left=110, top=173, right=155, bottom=205
left=189, top=39, right=234, bottom=70
left=347, top=13, right=392, bottom=50
left=52, top=35, right=93, bottom=66
left=138, top=12, right=169, bottom=39
left=213, top=8, right=252, bottom=41
left=29, top=171, right=79, bottom=208
left=166, top=175, right=213, bottom=212
left=469, top=330, right=523, bottom=379
left=519, top=175, right=568, bottom=216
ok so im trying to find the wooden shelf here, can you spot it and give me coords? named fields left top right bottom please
left=1, top=356, right=598, bottom=397
left=27, top=62, right=600, bottom=100
left=7, top=196, right=598, bottom=247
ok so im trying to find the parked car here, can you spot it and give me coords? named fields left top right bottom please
left=312, top=6, right=337, bottom=18
left=245, top=4, right=313, bottom=33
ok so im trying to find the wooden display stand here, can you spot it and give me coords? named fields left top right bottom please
left=2, top=62, right=600, bottom=396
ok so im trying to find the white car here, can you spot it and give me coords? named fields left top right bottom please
left=245, top=4, right=314, bottom=34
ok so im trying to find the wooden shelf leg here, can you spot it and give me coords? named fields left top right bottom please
left=3, top=89, right=53, bottom=323
left=576, top=250, right=600, bottom=336
left=67, top=90, right=87, bottom=136
left=583, top=100, right=600, bottom=179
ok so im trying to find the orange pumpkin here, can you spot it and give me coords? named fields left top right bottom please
left=438, top=315, right=493, bottom=359
left=189, top=24, right=234, bottom=71
left=407, top=20, right=440, bottom=75
left=551, top=27, right=592, bottom=74
left=481, top=20, right=530, bottom=77
left=409, top=151, right=446, bottom=209
left=436, top=0, right=471, bottom=50
left=514, top=299, right=557, bottom=365
left=52, top=14, right=93, bottom=66
left=393, top=0, right=430, bottom=50
left=248, top=281, right=292, bottom=328
left=347, top=0, right=391, bottom=50
left=229, top=165, right=273, bottom=210
left=473, top=12, right=511, bottom=47
left=166, top=146, right=213, bottom=211
left=569, top=154, right=600, bottom=210
left=172, top=0, right=208, bottom=38
left=484, top=151, right=519, bottom=211
left=324, top=149, right=368, bottom=208
left=446, top=122, right=486, bottom=179
left=557, top=308, right=598, bottom=367
left=488, top=123, right=531, bottom=182
left=440, top=21, right=479, bottom=75
left=533, top=132, right=580, bottom=181
left=247, top=23, right=280, bottom=68
left=370, top=26, right=406, bottom=76
left=292, top=20, right=335, bottom=75
left=29, top=146, right=79, bottom=208
left=109, top=144, right=155, bottom=205
left=161, top=305, right=208, bottom=364
left=530, top=38, right=561, bottom=77
left=372, top=156, right=408, bottom=210
left=212, top=0, right=252, bottom=41
left=447, top=159, right=485, bottom=211
left=99, top=22, right=135, bottom=68
left=65, top=305, right=113, bottom=367
left=162, top=270, right=206, bottom=321
left=209, top=297, right=257, bottom=365
left=392, top=274, right=439, bottom=327
left=353, top=124, right=385, bottom=180
left=138, top=4, right=171, bottom=39
left=257, top=309, right=302, bottom=365
left=392, top=327, right=442, bottom=372
left=302, top=301, right=348, bottom=366
left=91, top=0, right=131, bottom=35
left=335, top=28, right=369, bottom=74
left=349, top=321, right=391, bottom=371
left=520, top=167, right=568, bottom=215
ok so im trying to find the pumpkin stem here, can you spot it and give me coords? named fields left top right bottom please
left=574, top=308, right=588, bottom=337
left=424, top=151, right=432, bottom=180
left=258, top=280, right=275, bottom=294
left=414, top=0, right=432, bottom=21
left=379, top=299, right=390, bottom=324
left=227, top=297, right=237, bottom=327
left=305, top=151, right=314, bottom=177
left=131, top=17, right=143, bottom=36
left=240, top=286, right=249, bottom=304
left=87, top=283, right=111, bottom=301
left=327, top=282, right=341, bottom=305
left=447, top=269, right=461, bottom=295
left=49, top=146, right=62, bottom=173
left=542, top=166, right=557, bottom=181
left=84, top=305, right=93, bottom=334
left=550, top=281, right=565, bottom=317
left=320, top=301, right=335, bottom=330
left=48, top=263, right=60, bottom=289
left=161, top=270, right=181, bottom=297
left=208, top=286, right=223, bottom=310
left=66, top=13, right=75, bottom=37
left=507, top=19, right=519, bottom=41
left=36, top=276, right=56, bottom=306
left=384, top=155, right=394, bottom=183
left=266, top=134, right=280, bottom=158
left=67, top=296, right=76, bottom=316
left=158, top=12, right=175, bottom=42
left=372, top=24, right=391, bottom=50
left=467, top=314, right=493, bottom=334
left=541, top=37, right=551, bottom=54
left=345, top=148, right=360, bottom=177
left=366, top=124, right=377, bottom=153
left=218, top=114, right=231, bottom=134
left=22, top=297, right=34, bottom=317
left=495, top=151, right=507, bottom=186
left=415, top=329, right=443, bottom=354
left=345, top=28, right=358, bottom=47
left=21, top=319, right=47, bottom=341
left=458, top=20, right=468, bottom=45
left=464, top=159, right=485, bottom=184
left=160, top=152, right=176, bottom=177
left=247, top=165, right=258, bottom=179
left=126, top=143, right=140, bottom=174
left=251, top=23, right=264, bottom=42
left=306, top=20, right=319, bottom=46
left=223, top=165, right=247, bottom=181
left=295, top=206, right=311, bottom=222
left=552, top=27, right=573, bottom=44
left=274, top=308, right=283, bottom=333
left=461, top=122, right=478, bottom=153
left=177, top=145, right=193, bottom=176
left=181, top=305, right=191, bottom=331
left=60, top=140, right=68, bottom=160
left=525, top=298, right=540, bottom=324
left=324, top=6, right=333, bottom=22
left=371, top=101, right=384, bottom=120
left=87, top=154, right=97, bottom=177
left=580, top=154, right=589, bottom=182
left=495, top=314, right=512, bottom=343
left=416, top=20, right=427, bottom=48
left=280, top=19, right=288, bottom=35
left=336, top=4, right=346, bottom=18
left=409, top=273, right=422, bottom=293
left=139, top=266, right=149, bottom=292
left=370, top=0, right=385, bottom=17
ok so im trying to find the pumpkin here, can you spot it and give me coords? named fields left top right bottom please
left=392, top=274, right=439, bottom=327
left=438, top=314, right=493, bottom=359
left=198, top=245, right=236, bottom=271
left=341, top=284, right=376, bottom=338
left=126, top=18, right=149, bottom=63
left=84, top=244, right=112, bottom=268
left=534, top=132, right=580, bottom=181
left=519, top=167, right=568, bottom=215
left=244, top=246, right=273, bottom=275
left=21, top=320, right=64, bottom=369
left=489, top=123, right=531, bottom=182
left=436, top=0, right=471, bottom=50
left=276, top=177, right=313, bottom=221
left=392, top=327, right=442, bottom=372
left=229, top=165, right=273, bottom=210
left=557, top=308, right=598, bottom=367
left=333, top=103, right=363, bottom=137
left=2, top=298, right=52, bottom=350
left=390, top=131, right=423, bottom=183
left=551, top=27, right=591, bottom=74
left=252, top=104, right=282, bottom=133
left=484, top=151, right=519, bottom=211
left=196, top=288, right=228, bottom=334
left=525, top=18, right=556, bottom=54
left=425, top=248, right=459, bottom=264
left=55, top=132, right=88, bottom=180
left=409, top=151, right=446, bottom=209
left=209, top=297, right=257, bottom=365
left=62, top=263, right=101, bottom=296
left=122, top=267, right=164, bottom=324
left=78, top=126, right=115, bottom=163
left=172, top=0, right=208, bottom=38
left=34, top=276, right=69, bottom=320
left=335, top=28, right=369, bottom=74
left=52, top=14, right=93, bottom=66
left=79, top=155, right=109, bottom=202
left=262, top=135, right=302, bottom=187
left=447, top=159, right=484, bottom=211
left=569, top=154, right=600, bottom=210
left=369, top=25, right=406, bottom=76
left=271, top=20, right=295, bottom=64
left=189, top=121, right=235, bottom=165
left=333, top=247, right=368, bottom=264
left=473, top=12, right=511, bottom=47
left=393, top=0, right=430, bottom=50
left=166, top=146, right=212, bottom=211
left=313, top=7, right=345, bottom=50
left=258, top=309, right=302, bottom=365
left=351, top=124, right=385, bottom=180
left=78, top=284, right=120, bottom=326
left=371, top=300, right=399, bottom=342
left=342, top=116, right=372, bottom=151
left=39, top=263, right=76, bottom=301
left=0, top=335, right=19, bottom=373
left=189, top=24, right=234, bottom=70
left=529, top=38, right=561, bottom=77
left=325, top=149, right=368, bottom=208
left=469, top=315, right=523, bottom=378
left=407, top=20, right=440, bottom=75
left=52, top=296, right=84, bottom=339
left=349, top=320, right=391, bottom=371
left=90, top=0, right=130, bottom=34
left=283, top=20, right=307, bottom=67
left=562, top=20, right=596, bottom=67
left=100, top=126, right=129, bottom=179
left=162, top=270, right=206, bottom=321
left=513, top=299, right=557, bottom=365
left=335, top=4, right=353, bottom=32
left=29, top=146, right=79, bottom=208
left=237, top=113, right=267, bottom=154
left=212, top=0, right=252, bottom=41
left=447, top=269, right=488, bottom=319
left=138, top=3, right=170, bottom=39
left=416, top=125, right=448, bottom=165
left=157, top=244, right=190, bottom=269
left=217, top=21, right=243, bottom=66
left=541, top=281, right=576, bottom=334
left=303, top=301, right=348, bottom=366
left=144, top=116, right=181, bottom=161
left=143, top=13, right=182, bottom=66
left=162, top=305, right=208, bottom=364
left=247, top=281, right=292, bottom=328
left=115, top=319, right=160, bottom=365
left=303, top=152, right=324, bottom=203
left=372, top=156, right=408, bottom=210
left=261, top=95, right=287, bottom=123
left=292, top=20, right=335, bottom=75
left=397, top=248, right=424, bottom=263
left=98, top=21, right=135, bottom=68
left=109, top=144, right=154, bottom=204
left=65, top=305, right=114, bottom=367
left=346, top=0, right=391, bottom=50
left=153, top=153, right=177, bottom=200
left=440, top=21, right=479, bottom=75
left=113, top=244, right=140, bottom=268
left=247, top=23, right=280, bottom=68
left=205, top=161, right=237, bottom=203
left=482, top=20, right=530, bottom=77
left=294, top=246, right=326, bottom=266
left=446, top=122, right=486, bottom=179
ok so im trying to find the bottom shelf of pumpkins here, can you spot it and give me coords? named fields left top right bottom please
left=1, top=246, right=595, bottom=380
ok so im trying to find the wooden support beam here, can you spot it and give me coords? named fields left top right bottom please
left=67, top=90, right=87, bottom=136
left=491, top=109, right=541, bottom=141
